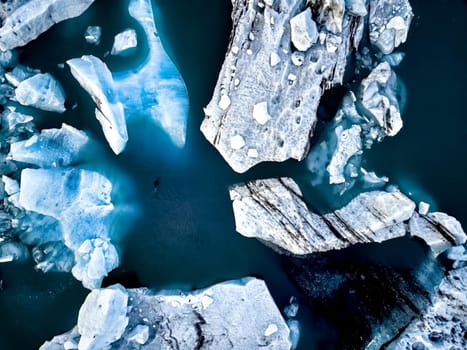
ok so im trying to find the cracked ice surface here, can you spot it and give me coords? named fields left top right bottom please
left=67, top=55, right=128, bottom=155
left=113, top=0, right=189, bottom=148
left=41, top=278, right=292, bottom=350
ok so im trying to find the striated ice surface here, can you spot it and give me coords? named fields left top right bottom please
left=0, top=0, right=96, bottom=51
left=230, top=177, right=415, bottom=255
left=14, top=73, right=66, bottom=113
left=113, top=0, right=189, bottom=148
left=67, top=55, right=128, bottom=155
left=111, top=29, right=137, bottom=56
left=41, top=278, right=292, bottom=350
left=8, top=123, right=90, bottom=168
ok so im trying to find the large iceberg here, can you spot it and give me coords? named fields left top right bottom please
left=41, top=278, right=293, bottom=350
left=201, top=0, right=366, bottom=173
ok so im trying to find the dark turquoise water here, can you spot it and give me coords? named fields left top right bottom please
left=0, top=0, right=466, bottom=349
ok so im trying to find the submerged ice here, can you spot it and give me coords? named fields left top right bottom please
left=113, top=0, right=189, bottom=148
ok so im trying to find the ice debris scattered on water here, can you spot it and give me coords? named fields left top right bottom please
left=307, top=62, right=403, bottom=189
left=111, top=29, right=138, bottom=56
left=67, top=55, right=128, bottom=155
left=41, top=278, right=293, bottom=350
left=84, top=26, right=102, bottom=45
left=230, top=177, right=466, bottom=257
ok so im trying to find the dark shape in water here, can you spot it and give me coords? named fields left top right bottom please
left=286, top=237, right=444, bottom=349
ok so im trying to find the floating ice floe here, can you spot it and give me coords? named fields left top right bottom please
left=230, top=177, right=466, bottom=257
left=19, top=167, right=117, bottom=289
left=111, top=29, right=138, bottom=56
left=41, top=278, right=293, bottom=350
left=0, top=0, right=96, bottom=51
left=67, top=55, right=128, bottom=154
left=14, top=73, right=66, bottom=113
left=84, top=26, right=102, bottom=45
left=8, top=123, right=90, bottom=168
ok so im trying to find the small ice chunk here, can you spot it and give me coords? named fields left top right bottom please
left=270, top=52, right=281, bottom=66
left=67, top=55, right=128, bottom=154
left=327, top=125, right=362, bottom=184
left=2, top=175, right=19, bottom=196
left=247, top=148, right=259, bottom=158
left=0, top=242, right=29, bottom=263
left=77, top=285, right=129, bottom=350
left=9, top=123, right=90, bottom=168
left=84, top=26, right=102, bottom=45
left=418, top=201, right=430, bottom=215
left=252, top=102, right=271, bottom=125
left=264, top=324, right=278, bottom=336
left=127, top=325, right=149, bottom=345
left=346, top=0, right=367, bottom=16
left=287, top=319, right=301, bottom=350
left=284, top=296, right=299, bottom=318
left=111, top=29, right=138, bottom=56
left=230, top=135, right=245, bottom=150
left=291, top=52, right=304, bottom=66
left=232, top=46, right=239, bottom=54
left=218, top=94, right=231, bottom=110
left=14, top=73, right=66, bottom=113
left=290, top=9, right=318, bottom=52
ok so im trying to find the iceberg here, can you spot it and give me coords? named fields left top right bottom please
left=14, top=73, right=66, bottom=113
left=8, top=123, right=90, bottom=168
left=229, top=177, right=414, bottom=255
left=67, top=55, right=128, bottom=154
left=41, top=278, right=292, bottom=350
left=0, top=0, right=96, bottom=51
left=111, top=29, right=138, bottom=56
left=201, top=0, right=365, bottom=173
left=113, top=0, right=189, bottom=148
left=84, top=26, right=102, bottom=45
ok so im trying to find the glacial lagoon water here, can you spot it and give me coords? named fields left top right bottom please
left=0, top=0, right=466, bottom=349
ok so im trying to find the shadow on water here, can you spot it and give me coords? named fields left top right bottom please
left=1, top=0, right=466, bottom=349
